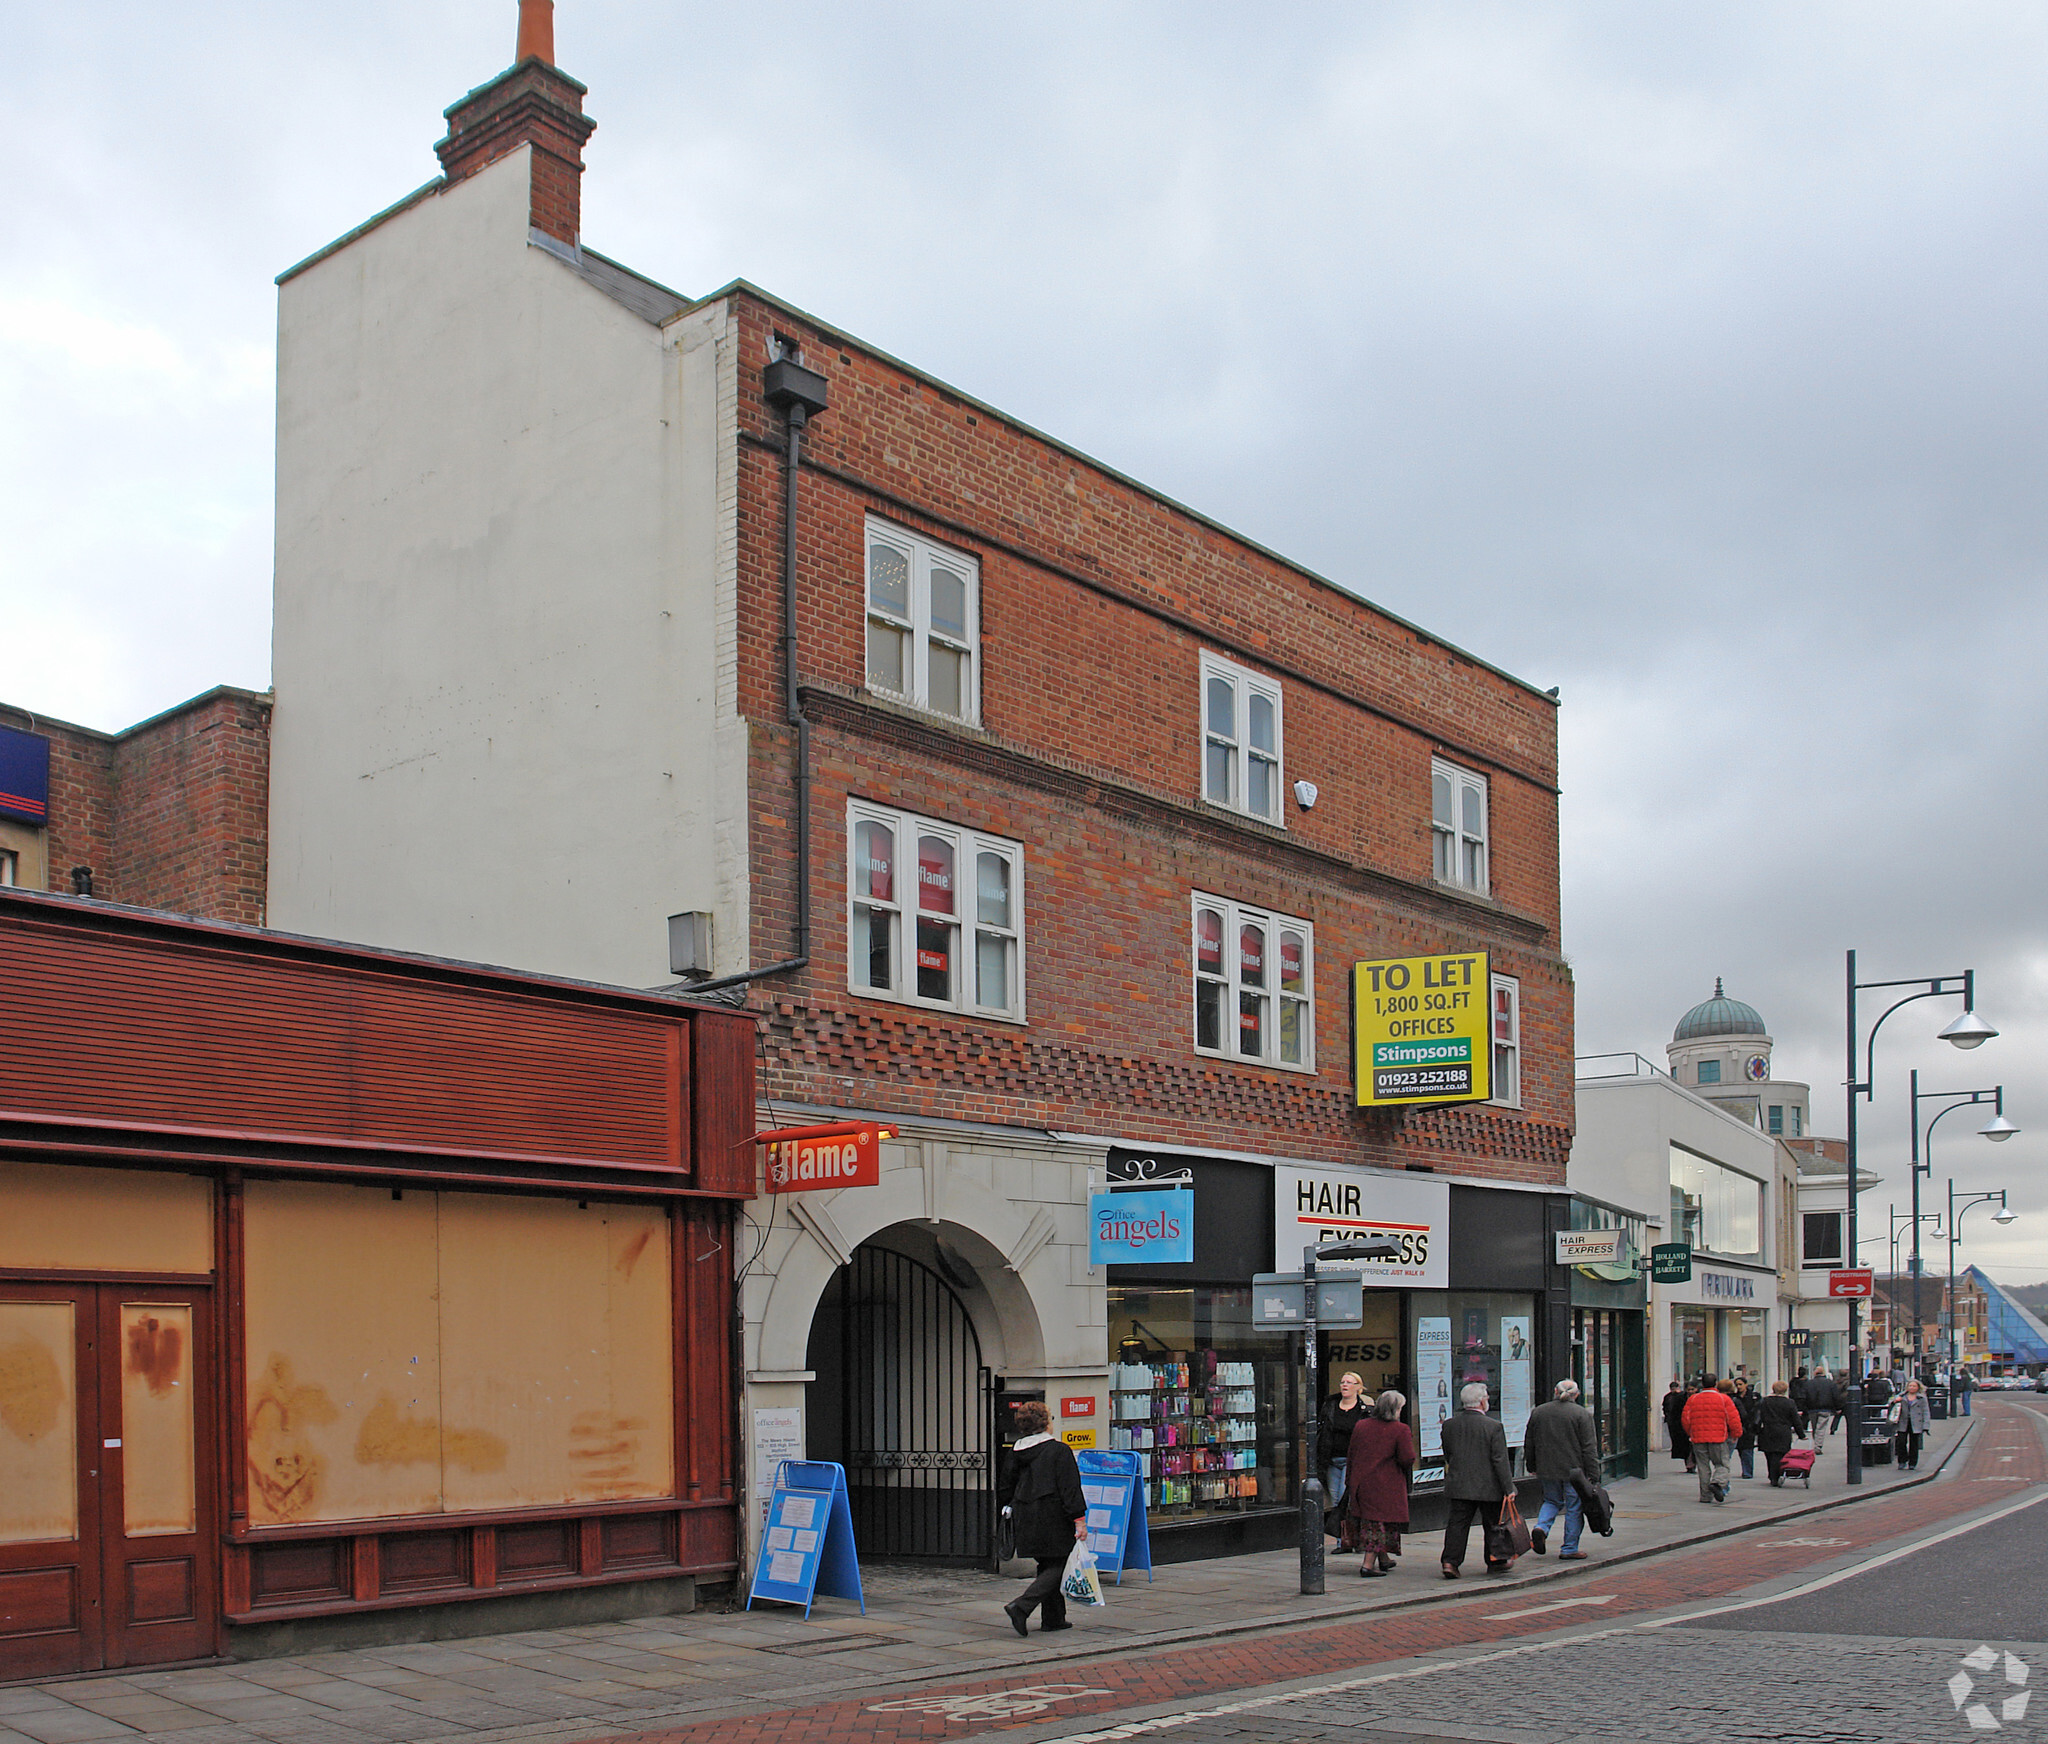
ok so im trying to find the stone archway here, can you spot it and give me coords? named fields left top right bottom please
left=805, top=1231, right=993, bottom=1560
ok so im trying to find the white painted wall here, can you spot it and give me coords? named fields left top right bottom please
left=1575, top=1073, right=1785, bottom=1424
left=270, top=148, right=747, bottom=987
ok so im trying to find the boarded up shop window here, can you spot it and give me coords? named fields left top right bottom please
left=242, top=1181, right=672, bottom=1527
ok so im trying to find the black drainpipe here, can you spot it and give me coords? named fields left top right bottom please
left=684, top=345, right=829, bottom=997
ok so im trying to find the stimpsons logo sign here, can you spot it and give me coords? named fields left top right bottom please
left=1089, top=1188, right=1194, bottom=1265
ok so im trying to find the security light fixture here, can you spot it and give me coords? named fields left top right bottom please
left=668, top=911, right=714, bottom=980
left=1938, top=1010, right=1999, bottom=1050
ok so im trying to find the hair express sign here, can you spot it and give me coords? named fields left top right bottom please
left=756, top=1121, right=895, bottom=1192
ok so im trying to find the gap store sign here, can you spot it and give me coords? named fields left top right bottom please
left=1089, top=1188, right=1194, bottom=1264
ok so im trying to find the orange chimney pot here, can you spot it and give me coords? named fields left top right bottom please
left=516, top=0, right=555, bottom=66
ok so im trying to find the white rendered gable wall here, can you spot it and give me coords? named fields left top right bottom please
left=269, top=147, right=746, bottom=988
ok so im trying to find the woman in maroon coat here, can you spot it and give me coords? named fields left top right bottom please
left=1341, top=1390, right=1416, bottom=1576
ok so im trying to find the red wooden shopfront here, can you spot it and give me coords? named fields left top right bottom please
left=0, top=891, right=752, bottom=1679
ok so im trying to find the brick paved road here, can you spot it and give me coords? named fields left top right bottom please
left=601, top=1398, right=2048, bottom=1744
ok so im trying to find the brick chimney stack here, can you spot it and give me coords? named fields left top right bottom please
left=435, top=1, right=595, bottom=247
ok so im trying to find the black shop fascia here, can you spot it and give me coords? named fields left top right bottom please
left=1102, top=1147, right=1575, bottom=1561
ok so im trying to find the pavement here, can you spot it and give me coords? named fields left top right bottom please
left=0, top=1408, right=1987, bottom=1744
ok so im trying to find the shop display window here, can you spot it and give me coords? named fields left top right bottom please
left=1107, top=1285, right=1300, bottom=1519
left=1409, top=1291, right=1535, bottom=1480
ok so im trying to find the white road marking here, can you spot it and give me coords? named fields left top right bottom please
left=1484, top=1595, right=1619, bottom=1619
left=1641, top=1485, right=2048, bottom=1628
left=1035, top=1485, right=2048, bottom=1743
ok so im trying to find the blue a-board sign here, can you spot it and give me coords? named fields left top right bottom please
left=1075, top=1448, right=1152, bottom=1583
left=745, top=1460, right=865, bottom=1618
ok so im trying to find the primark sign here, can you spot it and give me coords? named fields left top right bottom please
left=1699, top=1271, right=1760, bottom=1302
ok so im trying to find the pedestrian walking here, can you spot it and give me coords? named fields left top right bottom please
left=1524, top=1378, right=1600, bottom=1561
left=1957, top=1368, right=1975, bottom=1417
left=1757, top=1379, right=1801, bottom=1486
left=1340, top=1389, right=1415, bottom=1577
left=1681, top=1375, right=1744, bottom=1504
left=997, top=1402, right=1087, bottom=1636
left=1894, top=1379, right=1932, bottom=1470
left=1805, top=1367, right=1840, bottom=1455
left=1439, top=1382, right=1515, bottom=1578
left=1662, top=1379, right=1693, bottom=1473
left=1319, top=1371, right=1371, bottom=1517
left=1734, top=1378, right=1761, bottom=1480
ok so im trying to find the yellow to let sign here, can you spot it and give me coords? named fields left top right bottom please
left=1352, top=952, right=1490, bottom=1107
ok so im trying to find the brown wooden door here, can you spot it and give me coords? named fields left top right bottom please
left=0, top=1283, right=217, bottom=1680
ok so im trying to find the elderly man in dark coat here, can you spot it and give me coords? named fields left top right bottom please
left=1439, top=1382, right=1514, bottom=1578
left=997, top=1402, right=1087, bottom=1634
left=1523, top=1378, right=1601, bottom=1559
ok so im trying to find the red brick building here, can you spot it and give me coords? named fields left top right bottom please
left=263, top=7, right=1576, bottom=1563
left=0, top=687, right=269, bottom=924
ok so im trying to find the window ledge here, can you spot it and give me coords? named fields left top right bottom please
left=845, top=984, right=1029, bottom=1029
left=1196, top=796, right=1288, bottom=834
left=1429, top=877, right=1503, bottom=911
left=1191, top=1048, right=1317, bottom=1078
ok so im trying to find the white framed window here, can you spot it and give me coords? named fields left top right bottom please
left=1431, top=759, right=1488, bottom=892
left=1489, top=974, right=1520, bottom=1107
left=0, top=848, right=15, bottom=887
left=865, top=518, right=980, bottom=723
left=847, top=801, right=1022, bottom=1020
left=1802, top=1212, right=1844, bottom=1268
left=1192, top=893, right=1313, bottom=1071
left=1199, top=653, right=1283, bottom=825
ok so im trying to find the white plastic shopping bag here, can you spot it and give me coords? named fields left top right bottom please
left=1060, top=1539, right=1106, bottom=1607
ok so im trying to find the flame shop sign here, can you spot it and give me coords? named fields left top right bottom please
left=1351, top=952, right=1490, bottom=1107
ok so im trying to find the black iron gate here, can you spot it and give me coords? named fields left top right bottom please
left=829, top=1244, right=994, bottom=1561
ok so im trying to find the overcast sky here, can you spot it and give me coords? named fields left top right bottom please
left=9, top=4, right=2046, bottom=1282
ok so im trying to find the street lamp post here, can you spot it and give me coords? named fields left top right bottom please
left=1299, top=1235, right=1404, bottom=1595
left=1843, top=951, right=1995, bottom=1485
left=1886, top=1205, right=1945, bottom=1285
left=1946, top=1185, right=2019, bottom=1412
left=1908, top=1074, right=2016, bottom=1380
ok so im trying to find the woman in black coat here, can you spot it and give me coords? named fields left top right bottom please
left=1662, top=1381, right=1693, bottom=1473
left=1734, top=1381, right=1762, bottom=1480
left=997, top=1401, right=1087, bottom=1635
left=1756, top=1379, right=1802, bottom=1486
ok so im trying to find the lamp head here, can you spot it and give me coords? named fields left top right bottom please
left=1315, top=1236, right=1405, bottom=1262
left=1978, top=1114, right=2020, bottom=1142
left=1939, top=1010, right=1998, bottom=1050
left=1992, top=1206, right=2019, bottom=1226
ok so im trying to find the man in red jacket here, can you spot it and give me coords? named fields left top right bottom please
left=1681, top=1376, right=1745, bottom=1505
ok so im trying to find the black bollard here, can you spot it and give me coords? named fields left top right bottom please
left=1301, top=1475, right=1326, bottom=1594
